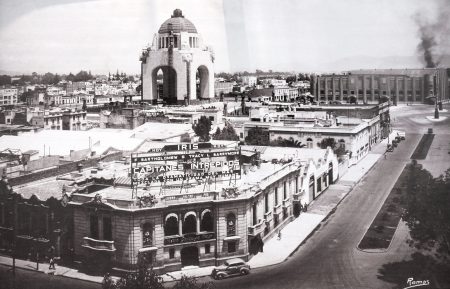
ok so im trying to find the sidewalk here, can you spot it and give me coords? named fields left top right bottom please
left=0, top=255, right=106, bottom=283
left=0, top=136, right=393, bottom=284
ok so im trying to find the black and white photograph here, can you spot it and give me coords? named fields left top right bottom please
left=0, top=0, right=449, bottom=288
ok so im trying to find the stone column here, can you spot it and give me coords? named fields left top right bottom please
left=412, top=78, right=416, bottom=102
left=339, top=77, right=343, bottom=101
left=178, top=216, right=183, bottom=236
left=404, top=77, right=408, bottom=103
left=196, top=214, right=200, bottom=233
left=395, top=77, right=399, bottom=105
left=332, top=77, right=336, bottom=102
left=324, top=77, right=328, bottom=102
left=317, top=76, right=321, bottom=101
left=370, top=76, right=375, bottom=103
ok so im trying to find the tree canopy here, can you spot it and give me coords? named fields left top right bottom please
left=270, top=137, right=305, bottom=148
left=245, top=126, right=269, bottom=146
left=192, top=116, right=212, bottom=142
left=212, top=124, right=239, bottom=141
left=102, top=259, right=213, bottom=289
left=318, top=137, right=337, bottom=150
left=402, top=162, right=450, bottom=262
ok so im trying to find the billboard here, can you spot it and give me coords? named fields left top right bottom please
left=130, top=144, right=241, bottom=185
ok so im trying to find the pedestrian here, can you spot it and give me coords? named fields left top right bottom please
left=277, top=230, right=282, bottom=240
left=384, top=154, right=387, bottom=159
left=303, top=202, right=308, bottom=212
left=48, top=246, right=56, bottom=270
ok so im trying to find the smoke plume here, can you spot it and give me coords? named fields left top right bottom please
left=414, top=0, right=450, bottom=68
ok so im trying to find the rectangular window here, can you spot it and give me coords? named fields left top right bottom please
left=228, top=242, right=236, bottom=253
left=103, top=216, right=112, bottom=241
left=169, top=248, right=175, bottom=259
left=205, top=244, right=211, bottom=254
left=283, top=182, right=287, bottom=199
left=90, top=215, right=99, bottom=239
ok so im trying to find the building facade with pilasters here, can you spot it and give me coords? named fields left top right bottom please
left=313, top=68, right=449, bottom=104
left=69, top=148, right=338, bottom=274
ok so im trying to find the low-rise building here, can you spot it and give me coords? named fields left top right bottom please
left=0, top=87, right=18, bottom=105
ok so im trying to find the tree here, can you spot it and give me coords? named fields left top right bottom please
left=318, top=137, right=337, bottom=150
left=66, top=73, right=75, bottom=82
left=75, top=70, right=93, bottom=82
left=212, top=124, right=239, bottom=141
left=42, top=72, right=55, bottom=85
left=402, top=163, right=450, bottom=263
left=102, top=260, right=213, bottom=289
left=245, top=126, right=269, bottom=146
left=0, top=75, right=11, bottom=86
left=102, top=259, right=164, bottom=289
left=270, top=137, right=305, bottom=148
left=172, top=276, right=213, bottom=289
left=193, top=116, right=212, bottom=142
left=180, top=132, right=191, bottom=143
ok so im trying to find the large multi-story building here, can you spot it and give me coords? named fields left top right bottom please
left=312, top=68, right=449, bottom=104
left=67, top=143, right=338, bottom=273
left=141, top=9, right=215, bottom=104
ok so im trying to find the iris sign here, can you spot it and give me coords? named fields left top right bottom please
left=130, top=143, right=241, bottom=185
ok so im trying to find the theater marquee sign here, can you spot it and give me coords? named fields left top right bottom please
left=130, top=143, right=241, bottom=186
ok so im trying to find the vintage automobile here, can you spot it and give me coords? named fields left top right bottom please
left=211, top=258, right=251, bottom=280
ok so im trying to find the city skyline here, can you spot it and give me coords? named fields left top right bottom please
left=0, top=0, right=448, bottom=75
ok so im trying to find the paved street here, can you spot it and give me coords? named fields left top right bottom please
left=0, top=264, right=100, bottom=289
left=207, top=104, right=450, bottom=289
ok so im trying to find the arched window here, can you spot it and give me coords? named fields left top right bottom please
left=307, top=138, right=313, bottom=148
left=142, top=223, right=153, bottom=247
left=183, top=213, right=197, bottom=234
left=164, top=215, right=178, bottom=236
left=200, top=210, right=213, bottom=232
left=226, top=213, right=236, bottom=236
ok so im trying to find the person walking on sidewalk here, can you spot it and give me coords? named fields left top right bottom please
left=48, top=246, right=56, bottom=270
left=277, top=230, right=282, bottom=240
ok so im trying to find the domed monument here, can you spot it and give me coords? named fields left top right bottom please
left=140, top=9, right=215, bottom=104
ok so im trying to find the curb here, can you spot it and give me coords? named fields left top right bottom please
left=0, top=259, right=104, bottom=284
left=281, top=154, right=379, bottom=264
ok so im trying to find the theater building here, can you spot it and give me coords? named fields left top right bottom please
left=68, top=144, right=338, bottom=274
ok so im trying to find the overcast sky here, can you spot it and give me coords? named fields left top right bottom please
left=0, top=0, right=441, bottom=75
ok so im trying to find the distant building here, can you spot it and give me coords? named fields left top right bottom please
left=241, top=76, right=257, bottom=87
left=0, top=87, right=18, bottom=105
left=214, top=81, right=234, bottom=97
left=313, top=68, right=449, bottom=104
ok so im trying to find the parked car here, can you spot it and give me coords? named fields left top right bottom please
left=387, top=144, right=394, bottom=152
left=397, top=131, right=406, bottom=140
left=211, top=258, right=250, bottom=280
left=392, top=141, right=398, bottom=148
